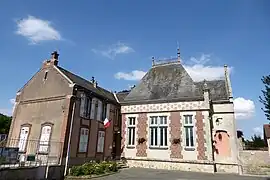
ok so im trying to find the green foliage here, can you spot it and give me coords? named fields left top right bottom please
left=244, top=134, right=267, bottom=149
left=259, top=75, right=270, bottom=121
left=0, top=113, right=12, bottom=134
left=69, top=161, right=118, bottom=177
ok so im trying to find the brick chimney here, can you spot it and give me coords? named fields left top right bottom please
left=42, top=51, right=59, bottom=68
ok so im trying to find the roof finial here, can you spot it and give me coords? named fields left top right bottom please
left=177, top=48, right=180, bottom=62
left=152, top=56, right=155, bottom=66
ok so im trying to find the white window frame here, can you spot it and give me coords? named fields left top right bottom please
left=184, top=115, right=195, bottom=149
left=18, top=126, right=30, bottom=152
left=149, top=116, right=168, bottom=148
left=80, top=93, right=92, bottom=119
left=127, top=117, right=136, bottom=147
left=38, top=125, right=52, bottom=153
left=97, top=130, right=105, bottom=153
left=78, top=128, right=89, bottom=153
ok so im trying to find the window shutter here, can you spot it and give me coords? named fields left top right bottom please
left=97, top=100, right=102, bottom=121
left=39, top=125, right=52, bottom=153
left=80, top=94, right=86, bottom=117
left=18, top=127, right=30, bottom=152
left=97, top=131, right=105, bottom=153
left=106, top=104, right=110, bottom=119
left=90, top=99, right=96, bottom=119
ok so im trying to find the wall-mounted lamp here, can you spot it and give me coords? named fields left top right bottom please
left=215, top=118, right=222, bottom=126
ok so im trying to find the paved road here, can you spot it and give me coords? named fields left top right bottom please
left=97, top=168, right=269, bottom=180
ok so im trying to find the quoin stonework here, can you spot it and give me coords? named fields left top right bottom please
left=6, top=50, right=240, bottom=174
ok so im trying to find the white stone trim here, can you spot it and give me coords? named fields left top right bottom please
left=125, top=114, right=139, bottom=148
left=121, top=101, right=206, bottom=114
left=53, top=66, right=73, bottom=84
left=181, top=111, right=197, bottom=152
left=113, top=93, right=119, bottom=103
left=146, top=112, right=171, bottom=149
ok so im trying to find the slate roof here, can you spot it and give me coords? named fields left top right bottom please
left=57, top=67, right=117, bottom=103
left=119, top=62, right=229, bottom=104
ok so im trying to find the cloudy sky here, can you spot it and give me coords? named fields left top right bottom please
left=0, top=0, right=269, bottom=138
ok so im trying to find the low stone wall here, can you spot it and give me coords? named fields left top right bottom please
left=239, top=150, right=270, bottom=175
left=0, top=165, right=64, bottom=180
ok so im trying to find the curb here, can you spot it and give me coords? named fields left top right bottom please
left=65, top=171, right=119, bottom=179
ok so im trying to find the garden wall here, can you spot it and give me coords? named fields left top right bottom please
left=239, top=150, right=270, bottom=175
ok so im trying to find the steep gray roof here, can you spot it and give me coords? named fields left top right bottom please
left=57, top=67, right=117, bottom=103
left=122, top=62, right=229, bottom=104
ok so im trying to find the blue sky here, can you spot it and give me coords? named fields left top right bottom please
left=0, top=0, right=269, bottom=138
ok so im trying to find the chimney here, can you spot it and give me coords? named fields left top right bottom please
left=51, top=51, right=59, bottom=66
left=152, top=56, right=155, bottom=67
left=42, top=51, right=59, bottom=68
left=203, top=79, right=210, bottom=109
left=94, top=81, right=98, bottom=88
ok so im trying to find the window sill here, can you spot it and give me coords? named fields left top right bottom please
left=77, top=151, right=87, bottom=154
left=96, top=151, right=104, bottom=154
left=80, top=116, right=91, bottom=120
left=38, top=152, right=49, bottom=155
left=126, top=146, right=135, bottom=149
left=149, top=147, right=168, bottom=150
left=184, top=147, right=195, bottom=151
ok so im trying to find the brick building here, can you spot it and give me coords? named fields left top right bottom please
left=7, top=51, right=122, bottom=169
left=116, top=50, right=240, bottom=173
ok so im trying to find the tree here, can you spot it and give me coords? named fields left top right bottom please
left=259, top=75, right=270, bottom=121
left=245, top=134, right=266, bottom=149
left=0, top=113, right=12, bottom=134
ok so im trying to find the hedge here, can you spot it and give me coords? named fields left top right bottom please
left=70, top=161, right=118, bottom=176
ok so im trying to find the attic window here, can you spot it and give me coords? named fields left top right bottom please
left=44, top=71, right=48, bottom=80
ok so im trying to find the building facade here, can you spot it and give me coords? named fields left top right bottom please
left=7, top=51, right=121, bottom=167
left=117, top=54, right=240, bottom=173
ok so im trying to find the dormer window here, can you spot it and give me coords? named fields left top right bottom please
left=44, top=71, right=48, bottom=80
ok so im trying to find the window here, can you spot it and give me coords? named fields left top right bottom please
left=127, top=117, right=136, bottom=146
left=149, top=116, right=168, bottom=148
left=97, top=131, right=105, bottom=153
left=39, top=125, right=52, bottom=153
left=80, top=93, right=91, bottom=118
left=184, top=115, right=195, bottom=148
left=94, top=101, right=98, bottom=120
left=101, top=103, right=107, bottom=121
left=44, top=71, right=48, bottom=80
left=18, top=126, right=30, bottom=152
left=78, top=128, right=89, bottom=152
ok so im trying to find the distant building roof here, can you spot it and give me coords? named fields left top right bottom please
left=118, top=61, right=229, bottom=105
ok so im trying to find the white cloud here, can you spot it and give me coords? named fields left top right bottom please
left=115, top=70, right=145, bottom=81
left=15, top=15, right=61, bottom=44
left=92, top=42, right=134, bottom=59
left=0, top=98, right=16, bottom=116
left=253, top=126, right=263, bottom=137
left=234, top=97, right=255, bottom=120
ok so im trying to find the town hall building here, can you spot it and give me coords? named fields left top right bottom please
left=6, top=50, right=240, bottom=174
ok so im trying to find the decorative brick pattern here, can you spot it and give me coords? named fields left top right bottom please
left=121, top=101, right=206, bottom=114
left=136, top=113, right=147, bottom=157
left=169, top=112, right=183, bottom=158
left=195, top=111, right=207, bottom=160
left=121, top=115, right=127, bottom=157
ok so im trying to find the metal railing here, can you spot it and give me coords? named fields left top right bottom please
left=0, top=138, right=63, bottom=168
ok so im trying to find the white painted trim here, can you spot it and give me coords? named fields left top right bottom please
left=125, top=114, right=139, bottom=148
left=181, top=111, right=197, bottom=150
left=147, top=112, right=170, bottom=148
left=121, top=101, right=206, bottom=113
left=113, top=93, right=119, bottom=103
left=53, top=65, right=73, bottom=84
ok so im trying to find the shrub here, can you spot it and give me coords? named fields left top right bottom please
left=69, top=161, right=119, bottom=176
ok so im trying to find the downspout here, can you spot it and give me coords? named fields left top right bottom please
left=64, top=87, right=77, bottom=176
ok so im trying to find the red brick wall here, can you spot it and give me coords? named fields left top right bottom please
left=170, top=112, right=183, bottom=158
left=195, top=111, right=207, bottom=160
left=121, top=114, right=126, bottom=157
left=136, top=113, right=147, bottom=157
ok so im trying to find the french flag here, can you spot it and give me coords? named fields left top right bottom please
left=104, top=118, right=111, bottom=128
